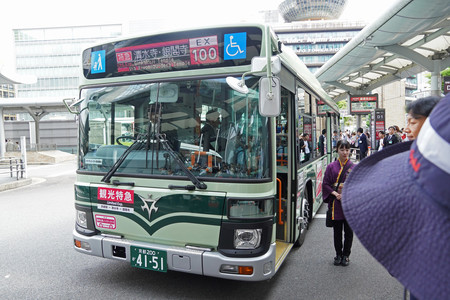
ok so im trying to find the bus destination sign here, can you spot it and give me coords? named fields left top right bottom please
left=82, top=26, right=262, bottom=79
left=115, top=36, right=220, bottom=72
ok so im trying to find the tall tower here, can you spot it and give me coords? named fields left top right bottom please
left=278, top=0, right=348, bottom=22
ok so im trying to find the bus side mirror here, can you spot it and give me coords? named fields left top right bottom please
left=259, top=77, right=281, bottom=117
left=63, top=98, right=83, bottom=115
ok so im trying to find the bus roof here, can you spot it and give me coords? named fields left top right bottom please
left=277, top=43, right=339, bottom=113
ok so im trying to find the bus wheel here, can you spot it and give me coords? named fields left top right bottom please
left=294, top=197, right=310, bottom=247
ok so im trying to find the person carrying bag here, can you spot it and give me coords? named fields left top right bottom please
left=325, top=163, right=349, bottom=227
left=323, top=140, right=355, bottom=266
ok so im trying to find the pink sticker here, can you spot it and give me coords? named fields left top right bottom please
left=95, top=214, right=116, bottom=230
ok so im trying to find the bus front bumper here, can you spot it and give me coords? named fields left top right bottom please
left=73, top=229, right=276, bottom=281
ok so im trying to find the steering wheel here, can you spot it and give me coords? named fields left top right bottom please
left=116, top=135, right=136, bottom=145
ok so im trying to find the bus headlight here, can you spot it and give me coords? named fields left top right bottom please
left=76, top=210, right=87, bottom=228
left=234, top=229, right=262, bottom=249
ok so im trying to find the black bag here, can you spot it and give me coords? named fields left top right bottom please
left=326, top=203, right=334, bottom=227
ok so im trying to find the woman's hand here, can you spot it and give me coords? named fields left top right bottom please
left=332, top=191, right=342, bottom=200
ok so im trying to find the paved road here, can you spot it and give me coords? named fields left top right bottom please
left=0, top=161, right=404, bottom=299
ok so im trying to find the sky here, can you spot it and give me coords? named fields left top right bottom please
left=0, top=0, right=395, bottom=71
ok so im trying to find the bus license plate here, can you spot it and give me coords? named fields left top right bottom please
left=130, top=246, right=167, bottom=272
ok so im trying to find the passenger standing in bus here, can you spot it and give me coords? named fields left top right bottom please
left=323, top=140, right=355, bottom=266
left=299, top=133, right=310, bottom=163
left=201, top=109, right=221, bottom=152
left=318, top=129, right=326, bottom=156
left=342, top=95, right=450, bottom=300
left=404, top=96, right=441, bottom=141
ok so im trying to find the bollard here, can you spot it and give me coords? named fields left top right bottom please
left=20, top=136, right=27, bottom=179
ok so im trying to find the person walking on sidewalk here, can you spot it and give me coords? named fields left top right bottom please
left=323, top=140, right=355, bottom=266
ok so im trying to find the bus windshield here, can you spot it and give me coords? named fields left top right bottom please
left=78, top=77, right=270, bottom=180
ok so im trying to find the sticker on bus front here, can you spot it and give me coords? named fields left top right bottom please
left=224, top=32, right=247, bottom=60
left=97, top=187, right=134, bottom=213
left=95, top=214, right=116, bottom=230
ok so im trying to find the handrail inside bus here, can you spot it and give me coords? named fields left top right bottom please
left=276, top=178, right=284, bottom=225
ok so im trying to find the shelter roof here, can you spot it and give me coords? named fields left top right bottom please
left=315, top=0, right=450, bottom=101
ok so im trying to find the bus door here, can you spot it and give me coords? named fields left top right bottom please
left=275, top=88, right=295, bottom=244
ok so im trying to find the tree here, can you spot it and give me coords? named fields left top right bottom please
left=337, top=100, right=347, bottom=110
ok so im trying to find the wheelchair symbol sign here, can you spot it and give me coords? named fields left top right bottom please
left=224, top=32, right=247, bottom=60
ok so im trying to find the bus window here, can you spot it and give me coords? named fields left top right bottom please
left=276, top=91, right=289, bottom=167
left=297, top=114, right=313, bottom=167
left=78, top=77, right=270, bottom=180
left=304, top=92, right=311, bottom=115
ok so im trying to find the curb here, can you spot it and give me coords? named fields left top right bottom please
left=0, top=178, right=33, bottom=192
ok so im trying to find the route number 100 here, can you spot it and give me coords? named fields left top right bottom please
left=191, top=48, right=218, bottom=63
left=189, top=36, right=220, bottom=65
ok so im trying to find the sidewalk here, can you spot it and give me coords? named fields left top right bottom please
left=0, top=150, right=76, bottom=192
left=0, top=176, right=32, bottom=192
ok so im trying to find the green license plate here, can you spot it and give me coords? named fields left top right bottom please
left=130, top=246, right=167, bottom=272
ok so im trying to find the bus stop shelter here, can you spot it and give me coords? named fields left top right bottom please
left=0, top=68, right=69, bottom=158
left=0, top=97, right=69, bottom=158
left=315, top=0, right=450, bottom=101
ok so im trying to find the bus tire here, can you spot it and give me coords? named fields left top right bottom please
left=294, top=197, right=310, bottom=247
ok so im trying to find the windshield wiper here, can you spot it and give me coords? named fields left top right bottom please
left=101, top=135, right=144, bottom=183
left=155, top=133, right=207, bottom=190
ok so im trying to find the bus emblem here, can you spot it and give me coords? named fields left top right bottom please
left=140, top=194, right=160, bottom=221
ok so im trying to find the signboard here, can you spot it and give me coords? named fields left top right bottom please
left=83, top=26, right=262, bottom=79
left=316, top=99, right=331, bottom=116
left=303, top=116, right=312, bottom=141
left=349, top=94, right=378, bottom=114
left=374, top=109, right=386, bottom=140
left=444, top=76, right=450, bottom=95
left=115, top=36, right=220, bottom=73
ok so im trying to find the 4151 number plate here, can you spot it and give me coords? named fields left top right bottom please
left=130, top=246, right=167, bottom=272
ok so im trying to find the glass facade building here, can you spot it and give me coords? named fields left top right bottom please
left=0, top=84, right=15, bottom=98
left=274, top=20, right=365, bottom=73
left=14, top=25, right=122, bottom=98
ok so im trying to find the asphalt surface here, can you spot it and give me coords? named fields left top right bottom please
left=0, top=160, right=404, bottom=299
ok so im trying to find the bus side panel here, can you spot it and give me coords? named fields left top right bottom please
left=311, top=157, right=326, bottom=214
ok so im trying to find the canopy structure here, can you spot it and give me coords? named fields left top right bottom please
left=315, top=0, right=450, bottom=101
left=0, top=98, right=68, bottom=158
left=0, top=67, right=36, bottom=85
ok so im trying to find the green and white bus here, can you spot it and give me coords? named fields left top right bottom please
left=68, top=24, right=339, bottom=281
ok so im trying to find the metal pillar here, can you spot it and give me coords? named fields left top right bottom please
left=431, top=60, right=442, bottom=97
left=20, top=136, right=27, bottom=178
left=0, top=107, right=5, bottom=158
